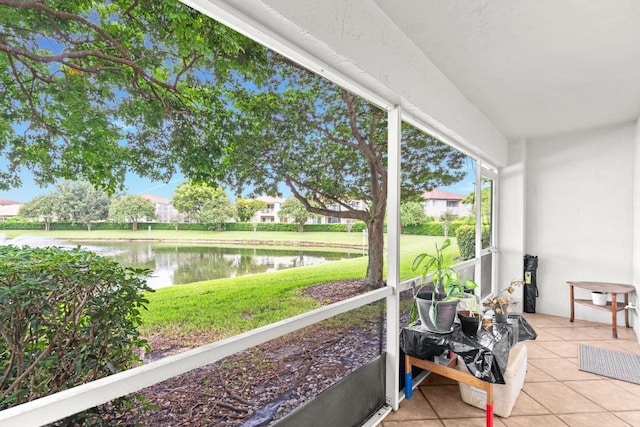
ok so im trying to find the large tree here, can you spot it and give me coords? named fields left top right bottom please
left=55, top=180, right=110, bottom=231
left=1, top=1, right=468, bottom=289
left=19, top=193, right=58, bottom=231
left=171, top=181, right=217, bottom=222
left=235, top=198, right=267, bottom=222
left=0, top=0, right=267, bottom=193
left=278, top=198, right=315, bottom=232
left=198, top=187, right=234, bottom=231
left=109, top=195, right=156, bottom=231
left=223, top=61, right=467, bottom=287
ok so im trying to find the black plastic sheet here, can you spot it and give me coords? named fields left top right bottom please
left=400, top=315, right=537, bottom=384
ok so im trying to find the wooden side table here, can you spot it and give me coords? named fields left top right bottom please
left=405, top=354, right=495, bottom=427
left=567, top=281, right=635, bottom=338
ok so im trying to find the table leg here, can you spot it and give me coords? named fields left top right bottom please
left=486, top=384, right=493, bottom=427
left=612, top=293, right=618, bottom=338
left=625, top=293, right=630, bottom=328
left=569, top=284, right=575, bottom=322
left=405, top=355, right=413, bottom=399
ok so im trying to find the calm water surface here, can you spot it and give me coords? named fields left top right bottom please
left=79, top=241, right=363, bottom=289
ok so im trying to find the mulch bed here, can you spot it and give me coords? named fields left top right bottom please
left=116, top=279, right=383, bottom=426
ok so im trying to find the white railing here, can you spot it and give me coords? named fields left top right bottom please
left=0, top=286, right=392, bottom=426
left=0, top=260, right=479, bottom=427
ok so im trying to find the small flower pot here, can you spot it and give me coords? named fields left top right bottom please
left=458, top=310, right=481, bottom=336
left=494, top=303, right=510, bottom=323
left=591, top=291, right=608, bottom=306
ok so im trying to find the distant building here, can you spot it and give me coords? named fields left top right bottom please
left=250, top=196, right=366, bottom=225
left=422, top=189, right=472, bottom=217
left=0, top=198, right=23, bottom=220
left=252, top=196, right=286, bottom=223
left=139, top=193, right=180, bottom=222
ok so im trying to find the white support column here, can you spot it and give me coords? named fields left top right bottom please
left=385, top=105, right=402, bottom=409
left=474, top=161, right=483, bottom=292
left=633, top=118, right=640, bottom=336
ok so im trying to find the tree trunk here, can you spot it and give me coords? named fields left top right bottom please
left=132, top=220, right=138, bottom=231
left=298, top=223, right=304, bottom=233
left=44, top=221, right=50, bottom=232
left=365, top=212, right=385, bottom=289
left=86, top=223, right=92, bottom=232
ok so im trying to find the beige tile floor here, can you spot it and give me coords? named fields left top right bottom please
left=383, top=313, right=640, bottom=427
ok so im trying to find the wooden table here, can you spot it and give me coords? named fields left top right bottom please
left=567, top=281, right=635, bottom=338
left=405, top=354, right=495, bottom=427
left=401, top=317, right=537, bottom=427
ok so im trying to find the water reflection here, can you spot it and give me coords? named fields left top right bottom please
left=83, top=242, right=361, bottom=289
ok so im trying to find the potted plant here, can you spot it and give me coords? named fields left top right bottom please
left=457, top=294, right=482, bottom=335
left=410, top=238, right=477, bottom=332
left=488, top=280, right=524, bottom=322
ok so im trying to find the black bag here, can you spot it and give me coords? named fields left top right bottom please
left=523, top=255, right=538, bottom=313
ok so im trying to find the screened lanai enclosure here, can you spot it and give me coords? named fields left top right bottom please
left=2, top=1, right=640, bottom=426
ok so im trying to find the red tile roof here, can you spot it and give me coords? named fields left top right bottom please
left=139, top=193, right=170, bottom=204
left=421, top=189, right=466, bottom=201
left=0, top=197, right=21, bottom=205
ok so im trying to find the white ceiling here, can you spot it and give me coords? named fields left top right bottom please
left=374, top=0, right=640, bottom=140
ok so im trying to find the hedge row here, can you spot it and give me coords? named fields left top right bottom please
left=0, top=219, right=485, bottom=237
left=402, top=221, right=470, bottom=236
left=0, top=221, right=366, bottom=233
left=456, top=224, right=491, bottom=260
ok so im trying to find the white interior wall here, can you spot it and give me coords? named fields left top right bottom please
left=498, top=140, right=526, bottom=311
left=525, top=123, right=635, bottom=324
left=633, top=118, right=640, bottom=333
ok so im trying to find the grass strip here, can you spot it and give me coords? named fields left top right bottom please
left=140, top=235, right=459, bottom=340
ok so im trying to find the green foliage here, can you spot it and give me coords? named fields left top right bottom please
left=198, top=187, right=235, bottom=230
left=278, top=198, right=316, bottom=232
left=303, top=222, right=367, bottom=232
left=0, top=221, right=45, bottom=230
left=439, top=211, right=458, bottom=237
left=19, top=181, right=110, bottom=231
left=455, top=225, right=491, bottom=260
left=410, top=238, right=477, bottom=324
left=400, top=201, right=427, bottom=227
left=19, top=194, right=58, bottom=230
left=235, top=198, right=268, bottom=222
left=54, top=181, right=111, bottom=230
left=171, top=181, right=218, bottom=221
left=0, top=245, right=153, bottom=423
left=109, top=195, right=157, bottom=230
left=456, top=225, right=476, bottom=260
left=402, top=222, right=443, bottom=236
left=0, top=0, right=268, bottom=193
left=253, top=222, right=298, bottom=232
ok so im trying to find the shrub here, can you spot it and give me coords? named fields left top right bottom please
left=456, top=225, right=476, bottom=260
left=456, top=225, right=491, bottom=260
left=0, top=221, right=43, bottom=230
left=0, top=245, right=153, bottom=424
left=254, top=222, right=298, bottom=232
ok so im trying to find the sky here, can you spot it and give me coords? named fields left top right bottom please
left=0, top=170, right=186, bottom=203
left=0, top=164, right=476, bottom=204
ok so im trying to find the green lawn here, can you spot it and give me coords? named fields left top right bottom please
left=1, top=229, right=367, bottom=246
left=136, top=234, right=459, bottom=340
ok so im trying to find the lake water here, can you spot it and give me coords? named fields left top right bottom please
left=0, top=235, right=362, bottom=289
left=86, top=242, right=362, bottom=289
